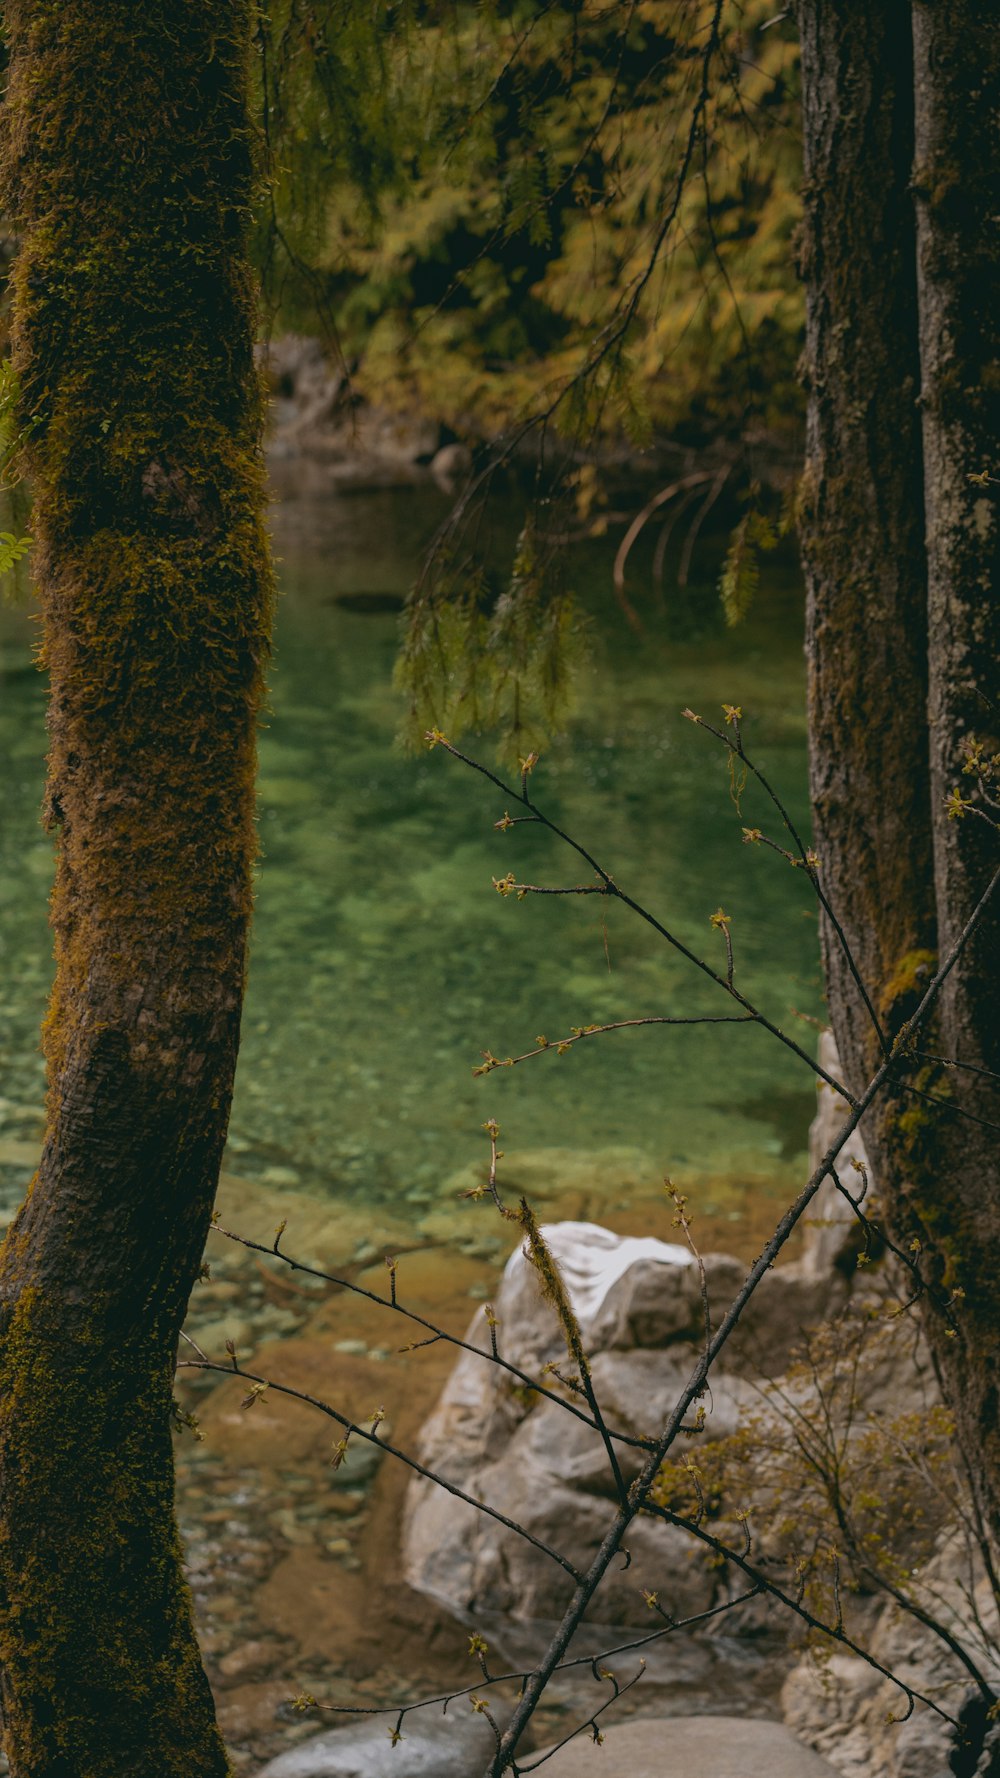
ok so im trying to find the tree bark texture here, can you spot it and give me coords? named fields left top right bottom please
left=797, top=0, right=1000, bottom=1530
left=796, top=0, right=934, bottom=1092
left=910, top=0, right=1000, bottom=1527
left=0, top=5, right=272, bottom=1774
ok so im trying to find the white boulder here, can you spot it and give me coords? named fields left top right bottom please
left=403, top=1219, right=838, bottom=1627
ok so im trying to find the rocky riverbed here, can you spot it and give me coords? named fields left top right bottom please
left=0, top=1073, right=846, bottom=1776
left=170, top=1155, right=812, bottom=1773
left=2, top=1044, right=991, bottom=1778
left=0, top=1113, right=808, bottom=1776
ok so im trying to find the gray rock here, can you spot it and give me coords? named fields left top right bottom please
left=188, top=1314, right=254, bottom=1358
left=588, top=1251, right=702, bottom=1351
left=486, top=1222, right=694, bottom=1370
left=800, top=1031, right=871, bottom=1279
left=259, top=332, right=443, bottom=486
left=403, top=1219, right=840, bottom=1628
left=782, top=1532, right=1000, bottom=1777
left=702, top=1252, right=846, bottom=1374
left=405, top=1422, right=714, bottom=1625
left=532, top=1714, right=840, bottom=1775
left=594, top=1248, right=843, bottom=1373
left=430, top=441, right=473, bottom=486
left=253, top=1707, right=500, bottom=1777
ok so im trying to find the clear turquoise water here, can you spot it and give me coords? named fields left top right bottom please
left=0, top=487, right=823, bottom=1224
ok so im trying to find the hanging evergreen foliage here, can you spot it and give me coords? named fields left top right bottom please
left=259, top=0, right=802, bottom=451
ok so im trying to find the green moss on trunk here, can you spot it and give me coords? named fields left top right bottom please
left=0, top=1292, right=227, bottom=1778
left=0, top=3, right=272, bottom=1770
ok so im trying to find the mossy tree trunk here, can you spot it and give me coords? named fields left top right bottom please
left=0, top=5, right=271, bottom=1774
left=797, top=0, right=1000, bottom=1531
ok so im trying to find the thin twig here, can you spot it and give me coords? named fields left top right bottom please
left=206, top=1224, right=656, bottom=1454
left=474, top=1012, right=755, bottom=1075
left=485, top=860, right=1000, bottom=1773
left=178, top=1356, right=582, bottom=1582
left=432, top=736, right=855, bottom=1103
left=689, top=711, right=890, bottom=1058
left=643, top=1502, right=965, bottom=1724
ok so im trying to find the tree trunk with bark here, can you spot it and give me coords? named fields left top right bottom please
left=797, top=0, right=1000, bottom=1529
left=910, top=0, right=1000, bottom=1531
left=0, top=5, right=271, bottom=1773
left=796, top=0, right=934, bottom=1081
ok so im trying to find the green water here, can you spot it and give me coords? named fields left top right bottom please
left=0, top=487, right=823, bottom=1226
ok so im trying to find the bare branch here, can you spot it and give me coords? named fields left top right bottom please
left=430, top=733, right=856, bottom=1103
left=178, top=1356, right=583, bottom=1583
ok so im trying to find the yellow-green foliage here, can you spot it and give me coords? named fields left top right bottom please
left=517, top=1196, right=592, bottom=1387
left=719, top=486, right=797, bottom=623
left=0, top=512, right=30, bottom=584
left=266, top=0, right=802, bottom=448
left=263, top=2, right=802, bottom=756
left=394, top=518, right=588, bottom=761
left=651, top=1308, right=961, bottom=1633
left=0, top=359, right=32, bottom=594
left=879, top=948, right=939, bottom=1033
